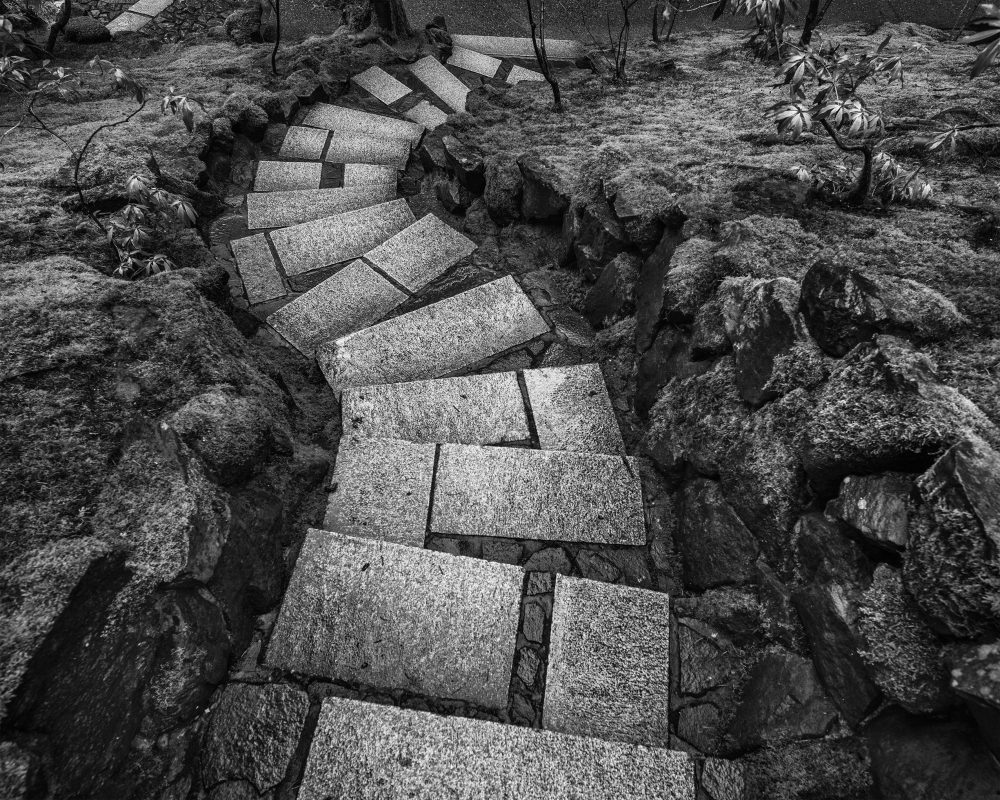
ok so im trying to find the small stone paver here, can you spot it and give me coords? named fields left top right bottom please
left=342, top=163, right=399, bottom=187
left=302, top=103, right=425, bottom=143
left=341, top=372, right=530, bottom=445
left=298, top=697, right=696, bottom=800
left=363, top=213, right=476, bottom=292
left=265, top=529, right=522, bottom=708
left=451, top=34, right=585, bottom=61
left=523, top=364, right=624, bottom=454
left=403, top=101, right=449, bottom=130
left=431, top=445, right=645, bottom=544
left=544, top=575, right=672, bottom=748
left=324, top=132, right=411, bottom=168
left=254, top=160, right=322, bottom=192
left=278, top=126, right=330, bottom=160
left=322, top=437, right=435, bottom=547
left=507, top=65, right=546, bottom=84
left=318, top=276, right=549, bottom=391
left=266, top=261, right=407, bottom=356
left=231, top=234, right=285, bottom=304
left=128, top=0, right=173, bottom=15
left=246, top=184, right=396, bottom=230
left=409, top=56, right=470, bottom=113
left=107, top=10, right=153, bottom=33
left=447, top=46, right=502, bottom=78
left=351, top=66, right=412, bottom=105
left=269, top=199, right=415, bottom=276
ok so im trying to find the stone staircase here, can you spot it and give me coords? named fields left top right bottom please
left=225, top=36, right=700, bottom=799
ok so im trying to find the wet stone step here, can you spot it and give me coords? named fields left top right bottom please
left=447, top=46, right=502, bottom=78
left=431, top=445, right=645, bottom=544
left=278, top=125, right=330, bottom=160
left=298, top=696, right=696, bottom=800
left=265, top=529, right=522, bottom=708
left=319, top=276, right=549, bottom=392
left=301, top=103, right=425, bottom=144
left=544, top=575, right=672, bottom=748
left=324, top=132, right=411, bottom=168
left=451, top=33, right=585, bottom=61
left=351, top=65, right=412, bottom=106
left=403, top=100, right=449, bottom=130
left=342, top=163, right=399, bottom=187
left=253, top=160, right=323, bottom=192
left=363, top=213, right=476, bottom=293
left=408, top=56, right=470, bottom=113
left=246, top=184, right=396, bottom=230
left=523, top=363, right=624, bottom=454
left=507, top=64, right=546, bottom=84
left=230, top=233, right=284, bottom=305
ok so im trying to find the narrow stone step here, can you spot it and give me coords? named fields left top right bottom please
left=253, top=160, right=322, bottom=192
left=265, top=529, right=522, bottom=708
left=266, top=261, right=407, bottom=357
left=342, top=163, right=398, bottom=187
left=230, top=234, right=285, bottom=304
left=408, top=56, right=470, bottom=113
left=544, top=575, right=672, bottom=748
left=431, top=445, right=644, bottom=544
left=451, top=34, right=585, bottom=61
left=324, top=132, right=411, bottom=168
left=523, top=364, right=624, bottom=454
left=278, top=125, right=330, bottom=160
left=302, top=103, right=425, bottom=144
left=298, top=696, right=696, bottom=800
left=363, top=213, right=476, bottom=293
left=447, top=45, right=502, bottom=78
left=507, top=64, right=546, bottom=84
left=351, top=65, right=412, bottom=105
left=246, top=184, right=396, bottom=230
left=269, top=198, right=415, bottom=277
left=318, top=276, right=549, bottom=391
left=403, top=100, right=449, bottom=130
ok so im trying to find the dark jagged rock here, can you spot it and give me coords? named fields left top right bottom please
left=583, top=252, right=640, bottom=329
left=523, top=547, right=573, bottom=574
left=284, top=68, right=328, bottom=104
left=792, top=513, right=873, bottom=586
left=221, top=93, right=269, bottom=140
left=442, top=136, right=485, bottom=194
left=677, top=617, right=740, bottom=696
left=689, top=277, right=753, bottom=361
left=483, top=153, right=523, bottom=225
left=678, top=479, right=759, bottom=589
left=740, top=738, right=874, bottom=800
left=948, top=640, right=1000, bottom=760
left=677, top=702, right=727, bottom=753
left=661, top=237, right=718, bottom=324
left=563, top=192, right=630, bottom=281
left=517, top=152, right=571, bottom=221
left=611, top=182, right=684, bottom=254
left=634, top=227, right=685, bottom=352
left=436, top=176, right=475, bottom=214
left=635, top=326, right=706, bottom=418
left=827, top=472, right=913, bottom=551
left=223, top=4, right=262, bottom=45
left=699, top=758, right=746, bottom=800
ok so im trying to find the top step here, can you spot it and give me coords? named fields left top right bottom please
left=302, top=103, right=425, bottom=144
left=451, top=34, right=585, bottom=61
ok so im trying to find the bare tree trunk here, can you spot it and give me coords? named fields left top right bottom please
left=270, top=0, right=280, bottom=75
left=526, top=0, right=563, bottom=111
left=372, top=0, right=412, bottom=39
left=46, top=0, right=72, bottom=54
left=799, top=0, right=834, bottom=46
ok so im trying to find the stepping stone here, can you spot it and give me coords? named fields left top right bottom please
left=431, top=445, right=645, bottom=544
left=324, top=132, right=411, bottom=168
left=409, top=56, right=470, bottom=113
left=128, top=0, right=173, bottom=15
left=266, top=261, right=407, bottom=357
left=342, top=163, right=398, bottom=187
left=246, top=184, right=396, bottom=230
left=544, top=575, right=672, bottom=748
left=403, top=101, right=449, bottom=130
left=230, top=234, right=285, bottom=304
left=364, top=213, right=476, bottom=292
left=447, top=46, right=502, bottom=78
left=106, top=10, right=153, bottom=34
left=278, top=125, right=330, bottom=160
left=351, top=65, right=412, bottom=105
left=451, top=34, right=585, bottom=61
left=507, top=65, right=546, bottom=84
left=523, top=364, right=624, bottom=454
left=298, top=697, right=696, bottom=800
left=322, top=437, right=435, bottom=547
left=254, top=160, right=322, bottom=192
left=269, top=199, right=415, bottom=276
left=302, top=103, right=425, bottom=144
left=342, top=372, right=530, bottom=446
left=266, top=529, right=522, bottom=708
left=318, top=276, right=549, bottom=391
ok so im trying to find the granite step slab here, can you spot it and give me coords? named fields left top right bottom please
left=302, top=103, right=425, bottom=144
left=342, top=163, right=399, bottom=187
left=318, top=276, right=549, bottom=392
left=106, top=10, right=154, bottom=34
left=324, top=132, right=411, bottom=168
left=351, top=65, right=412, bottom=105
left=523, top=364, right=624, bottom=454
left=266, top=261, right=407, bottom=357
left=507, top=64, right=546, bottom=84
left=447, top=46, right=502, bottom=78
left=254, top=160, right=323, bottom=192
left=265, top=529, right=522, bottom=708
left=544, top=575, right=672, bottom=748
left=298, top=696, right=696, bottom=800
left=451, top=34, right=585, bottom=61
left=408, top=56, right=470, bottom=113
left=431, top=445, right=645, bottom=544
left=403, top=101, right=449, bottom=130
left=246, top=184, right=396, bottom=230
left=278, top=125, right=330, bottom=160
left=269, top=198, right=415, bottom=276
left=363, top=213, right=476, bottom=293
left=230, top=233, right=285, bottom=305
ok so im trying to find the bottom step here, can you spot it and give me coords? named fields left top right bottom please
left=298, top=696, right=696, bottom=800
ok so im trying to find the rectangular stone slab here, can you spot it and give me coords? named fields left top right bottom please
left=318, top=276, right=549, bottom=392
left=341, top=372, right=530, bottom=445
left=451, top=34, right=585, bottom=61
left=408, top=56, right=469, bottom=113
left=363, top=213, right=476, bottom=292
left=269, top=199, right=415, bottom=276
left=507, top=65, right=546, bottom=84
left=321, top=437, right=435, bottom=547
left=544, top=575, right=672, bottom=748
left=106, top=10, right=153, bottom=33
left=266, top=261, right=407, bottom=357
left=342, top=163, right=398, bottom=187
left=523, top=363, right=624, bottom=454
left=298, top=697, right=696, bottom=800
left=302, top=103, right=425, bottom=143
left=230, top=234, right=285, bottom=304
left=266, top=529, right=522, bottom=708
left=278, top=126, right=330, bottom=160
left=247, top=184, right=396, bottom=230
left=254, top=160, right=322, bottom=192
left=431, top=445, right=645, bottom=544
left=447, top=46, right=502, bottom=78
left=324, top=132, right=411, bottom=168
left=127, top=0, right=173, bottom=16
left=403, top=101, right=449, bottom=130
left=351, top=66, right=412, bottom=105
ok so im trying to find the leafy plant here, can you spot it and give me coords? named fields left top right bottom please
left=962, top=3, right=1000, bottom=78
left=712, top=0, right=799, bottom=59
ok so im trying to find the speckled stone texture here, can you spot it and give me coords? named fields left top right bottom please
left=447, top=46, right=502, bottom=78
left=298, top=697, right=696, bottom=800
left=253, top=160, right=322, bottom=192
left=321, top=437, right=435, bottom=547
left=324, top=132, right=411, bottom=168
left=106, top=9, right=153, bottom=33
left=319, top=276, right=549, bottom=392
left=507, top=65, right=546, bottom=84
left=342, top=163, right=399, bottom=186
left=246, top=184, right=396, bottom=230
left=342, top=372, right=529, bottom=445
left=523, top=363, right=624, bottom=454
left=351, top=66, right=412, bottom=105
left=451, top=34, right=585, bottom=60
left=269, top=199, right=415, bottom=276
left=278, top=125, right=329, bottom=160
left=409, top=56, right=470, bottom=112
left=266, top=261, right=407, bottom=356
left=266, top=529, right=522, bottom=707
left=230, top=234, right=285, bottom=304
left=544, top=575, right=672, bottom=748
left=364, top=213, right=476, bottom=292
left=404, top=101, right=449, bottom=130
left=431, top=446, right=645, bottom=544
left=302, top=103, right=424, bottom=143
